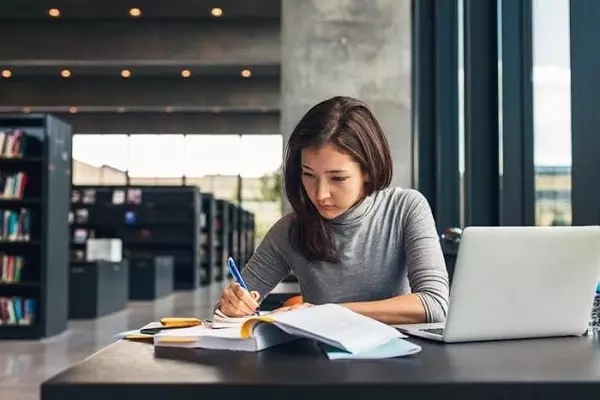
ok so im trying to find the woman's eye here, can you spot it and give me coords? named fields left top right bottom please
left=332, top=176, right=348, bottom=182
left=302, top=172, right=315, bottom=178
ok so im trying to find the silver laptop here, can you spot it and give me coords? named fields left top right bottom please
left=396, top=226, right=600, bottom=343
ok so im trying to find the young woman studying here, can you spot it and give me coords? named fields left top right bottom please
left=217, top=96, right=449, bottom=325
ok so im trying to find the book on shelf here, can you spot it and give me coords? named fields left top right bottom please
left=0, top=254, right=24, bottom=282
left=0, top=208, right=32, bottom=241
left=0, top=171, right=28, bottom=199
left=0, top=130, right=29, bottom=159
left=71, top=188, right=96, bottom=204
left=0, top=296, right=35, bottom=326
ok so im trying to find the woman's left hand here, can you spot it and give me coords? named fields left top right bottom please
left=271, top=302, right=314, bottom=313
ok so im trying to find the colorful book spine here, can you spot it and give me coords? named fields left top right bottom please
left=0, top=130, right=28, bottom=158
left=0, top=296, right=35, bottom=326
left=0, top=208, right=32, bottom=241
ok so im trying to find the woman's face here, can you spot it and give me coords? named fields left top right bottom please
left=300, top=143, right=367, bottom=219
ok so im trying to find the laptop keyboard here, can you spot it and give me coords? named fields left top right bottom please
left=421, top=328, right=444, bottom=336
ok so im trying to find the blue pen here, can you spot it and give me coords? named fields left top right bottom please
left=227, top=257, right=259, bottom=315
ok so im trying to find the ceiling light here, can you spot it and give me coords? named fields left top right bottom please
left=165, top=106, right=174, bottom=113
left=129, top=8, right=142, bottom=17
left=211, top=8, right=223, bottom=17
left=61, top=69, right=71, bottom=78
left=121, top=69, right=131, bottom=78
left=181, top=69, right=191, bottom=78
left=241, top=69, right=252, bottom=78
left=1, top=69, right=11, bottom=78
left=69, top=106, right=78, bottom=114
left=117, top=107, right=126, bottom=113
left=22, top=107, right=31, bottom=114
left=48, top=8, right=61, bottom=17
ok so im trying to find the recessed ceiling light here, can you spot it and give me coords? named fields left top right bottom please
left=211, top=8, right=223, bottom=17
left=117, top=107, right=126, bottom=113
left=241, top=69, right=252, bottom=78
left=22, top=107, right=31, bottom=114
left=129, top=8, right=142, bottom=17
left=181, top=69, right=191, bottom=78
left=1, top=69, right=11, bottom=78
left=69, top=106, right=78, bottom=114
left=165, top=106, right=174, bottom=113
left=61, top=69, right=71, bottom=78
left=121, top=69, right=131, bottom=78
left=48, top=8, right=61, bottom=17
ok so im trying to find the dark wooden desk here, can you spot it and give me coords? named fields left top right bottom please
left=41, top=333, right=600, bottom=400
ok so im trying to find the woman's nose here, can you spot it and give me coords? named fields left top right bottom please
left=315, top=180, right=331, bottom=201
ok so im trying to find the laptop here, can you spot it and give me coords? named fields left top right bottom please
left=396, top=226, right=600, bottom=343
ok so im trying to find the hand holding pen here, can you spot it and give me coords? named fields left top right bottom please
left=218, top=257, right=261, bottom=317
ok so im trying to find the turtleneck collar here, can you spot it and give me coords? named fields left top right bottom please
left=330, top=193, right=375, bottom=226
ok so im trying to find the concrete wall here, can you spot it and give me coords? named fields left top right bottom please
left=281, top=0, right=413, bottom=194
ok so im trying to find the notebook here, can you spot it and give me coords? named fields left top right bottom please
left=114, top=318, right=204, bottom=341
left=321, top=337, right=421, bottom=359
left=154, top=304, right=419, bottom=358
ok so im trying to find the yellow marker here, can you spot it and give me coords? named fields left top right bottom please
left=124, top=334, right=153, bottom=340
left=160, top=317, right=202, bottom=327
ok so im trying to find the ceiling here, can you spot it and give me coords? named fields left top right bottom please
left=0, top=0, right=280, bottom=20
left=0, top=63, right=280, bottom=78
left=0, top=0, right=282, bottom=135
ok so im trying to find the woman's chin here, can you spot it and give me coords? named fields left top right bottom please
left=316, top=206, right=342, bottom=219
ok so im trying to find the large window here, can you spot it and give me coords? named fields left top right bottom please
left=532, top=0, right=572, bottom=226
left=72, top=133, right=283, bottom=245
left=72, top=134, right=129, bottom=184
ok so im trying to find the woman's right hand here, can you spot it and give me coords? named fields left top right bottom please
left=218, top=282, right=261, bottom=317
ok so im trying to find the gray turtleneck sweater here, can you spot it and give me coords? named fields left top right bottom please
left=241, top=187, right=450, bottom=322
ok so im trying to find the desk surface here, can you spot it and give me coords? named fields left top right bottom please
left=41, top=333, right=600, bottom=400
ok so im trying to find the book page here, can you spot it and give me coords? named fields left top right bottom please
left=155, top=325, right=242, bottom=339
left=269, top=304, right=405, bottom=354
left=211, top=309, right=271, bottom=328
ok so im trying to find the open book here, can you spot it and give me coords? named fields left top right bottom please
left=209, top=309, right=271, bottom=329
left=154, top=304, right=421, bottom=358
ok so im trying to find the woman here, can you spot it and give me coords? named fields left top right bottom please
left=218, top=96, right=449, bottom=325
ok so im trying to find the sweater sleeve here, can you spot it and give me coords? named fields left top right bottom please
left=401, top=190, right=450, bottom=322
left=239, top=216, right=292, bottom=303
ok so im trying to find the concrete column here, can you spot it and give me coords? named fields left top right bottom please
left=281, top=0, right=413, bottom=206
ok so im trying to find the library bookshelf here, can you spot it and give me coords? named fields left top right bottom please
left=0, top=114, right=71, bottom=339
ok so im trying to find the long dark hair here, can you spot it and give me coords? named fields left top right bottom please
left=283, top=96, right=393, bottom=263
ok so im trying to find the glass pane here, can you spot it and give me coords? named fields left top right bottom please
left=184, top=135, right=241, bottom=178
left=72, top=134, right=128, bottom=185
left=128, top=134, right=185, bottom=185
left=154, top=134, right=185, bottom=185
left=239, top=135, right=283, bottom=247
left=128, top=135, right=160, bottom=185
left=532, top=0, right=572, bottom=226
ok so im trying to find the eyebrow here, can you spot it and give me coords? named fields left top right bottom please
left=302, top=165, right=348, bottom=174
